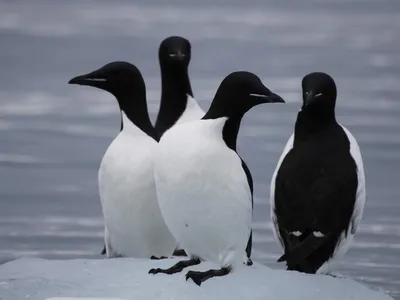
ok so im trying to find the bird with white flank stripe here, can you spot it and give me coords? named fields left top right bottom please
left=270, top=72, right=366, bottom=274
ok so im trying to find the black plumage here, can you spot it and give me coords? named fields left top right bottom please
left=272, top=72, right=363, bottom=274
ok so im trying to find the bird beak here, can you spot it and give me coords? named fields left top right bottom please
left=305, top=91, right=324, bottom=106
left=250, top=89, right=285, bottom=104
left=68, top=69, right=107, bottom=88
left=264, top=92, right=286, bottom=103
left=305, top=91, right=316, bottom=106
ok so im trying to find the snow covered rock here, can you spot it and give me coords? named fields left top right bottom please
left=0, top=257, right=394, bottom=300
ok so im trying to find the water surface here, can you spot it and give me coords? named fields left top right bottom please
left=0, top=0, right=399, bottom=298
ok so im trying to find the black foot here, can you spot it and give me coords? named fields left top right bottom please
left=185, top=267, right=231, bottom=286
left=101, top=244, right=106, bottom=255
left=245, top=230, right=252, bottom=262
left=148, top=258, right=201, bottom=275
left=150, top=256, right=168, bottom=260
left=173, top=248, right=187, bottom=256
left=245, top=258, right=253, bottom=266
left=327, top=273, right=345, bottom=278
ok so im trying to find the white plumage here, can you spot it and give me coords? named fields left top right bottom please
left=173, top=95, right=251, bottom=265
left=160, top=94, right=250, bottom=264
left=99, top=112, right=177, bottom=258
left=174, top=95, right=204, bottom=125
left=270, top=133, right=294, bottom=249
left=164, top=94, right=203, bottom=256
left=154, top=117, right=252, bottom=269
left=318, top=124, right=366, bottom=273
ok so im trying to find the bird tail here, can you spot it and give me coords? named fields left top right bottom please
left=278, top=232, right=330, bottom=273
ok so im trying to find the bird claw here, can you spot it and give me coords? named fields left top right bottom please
left=245, top=258, right=253, bottom=266
left=185, top=271, right=203, bottom=286
left=148, top=268, right=161, bottom=275
left=327, top=273, right=345, bottom=279
left=150, top=256, right=168, bottom=260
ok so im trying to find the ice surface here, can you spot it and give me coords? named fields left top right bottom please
left=0, top=257, right=394, bottom=300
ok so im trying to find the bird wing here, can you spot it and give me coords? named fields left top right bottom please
left=274, top=145, right=359, bottom=265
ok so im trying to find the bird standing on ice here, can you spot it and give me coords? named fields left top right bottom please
left=154, top=36, right=255, bottom=264
left=149, top=71, right=285, bottom=285
left=270, top=72, right=366, bottom=274
left=155, top=36, right=204, bottom=258
left=99, top=36, right=202, bottom=257
left=69, top=62, right=177, bottom=259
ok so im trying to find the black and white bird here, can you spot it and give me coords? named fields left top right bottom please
left=155, top=36, right=204, bottom=257
left=155, top=36, right=255, bottom=264
left=97, top=37, right=201, bottom=257
left=155, top=36, right=204, bottom=136
left=149, top=71, right=285, bottom=285
left=69, top=62, right=177, bottom=259
left=270, top=72, right=366, bottom=274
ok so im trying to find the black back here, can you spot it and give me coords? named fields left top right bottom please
left=155, top=36, right=193, bottom=136
left=241, top=158, right=254, bottom=259
left=273, top=72, right=358, bottom=273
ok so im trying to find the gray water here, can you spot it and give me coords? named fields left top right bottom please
left=0, top=0, right=399, bottom=298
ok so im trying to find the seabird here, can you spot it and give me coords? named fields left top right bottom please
left=69, top=61, right=177, bottom=259
left=270, top=72, right=366, bottom=274
left=155, top=36, right=204, bottom=257
left=155, top=36, right=204, bottom=136
left=155, top=36, right=255, bottom=264
left=149, top=71, right=285, bottom=285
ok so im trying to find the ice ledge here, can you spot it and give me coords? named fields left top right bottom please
left=0, top=257, right=394, bottom=300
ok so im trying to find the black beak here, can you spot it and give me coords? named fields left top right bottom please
left=68, top=69, right=107, bottom=88
left=168, top=50, right=185, bottom=61
left=305, top=91, right=317, bottom=106
left=264, top=91, right=286, bottom=103
left=250, top=89, right=285, bottom=104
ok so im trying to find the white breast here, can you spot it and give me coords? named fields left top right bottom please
left=270, top=133, right=294, bottom=249
left=155, top=118, right=252, bottom=269
left=98, top=112, right=176, bottom=258
left=174, top=95, right=204, bottom=125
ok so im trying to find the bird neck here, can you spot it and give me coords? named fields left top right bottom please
left=117, top=92, right=159, bottom=141
left=203, top=110, right=244, bottom=152
left=156, top=66, right=193, bottom=135
left=222, top=114, right=243, bottom=152
left=294, top=108, right=336, bottom=144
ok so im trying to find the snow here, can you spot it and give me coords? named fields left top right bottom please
left=0, top=257, right=394, bottom=300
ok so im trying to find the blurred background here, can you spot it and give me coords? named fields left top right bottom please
left=0, top=0, right=399, bottom=298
